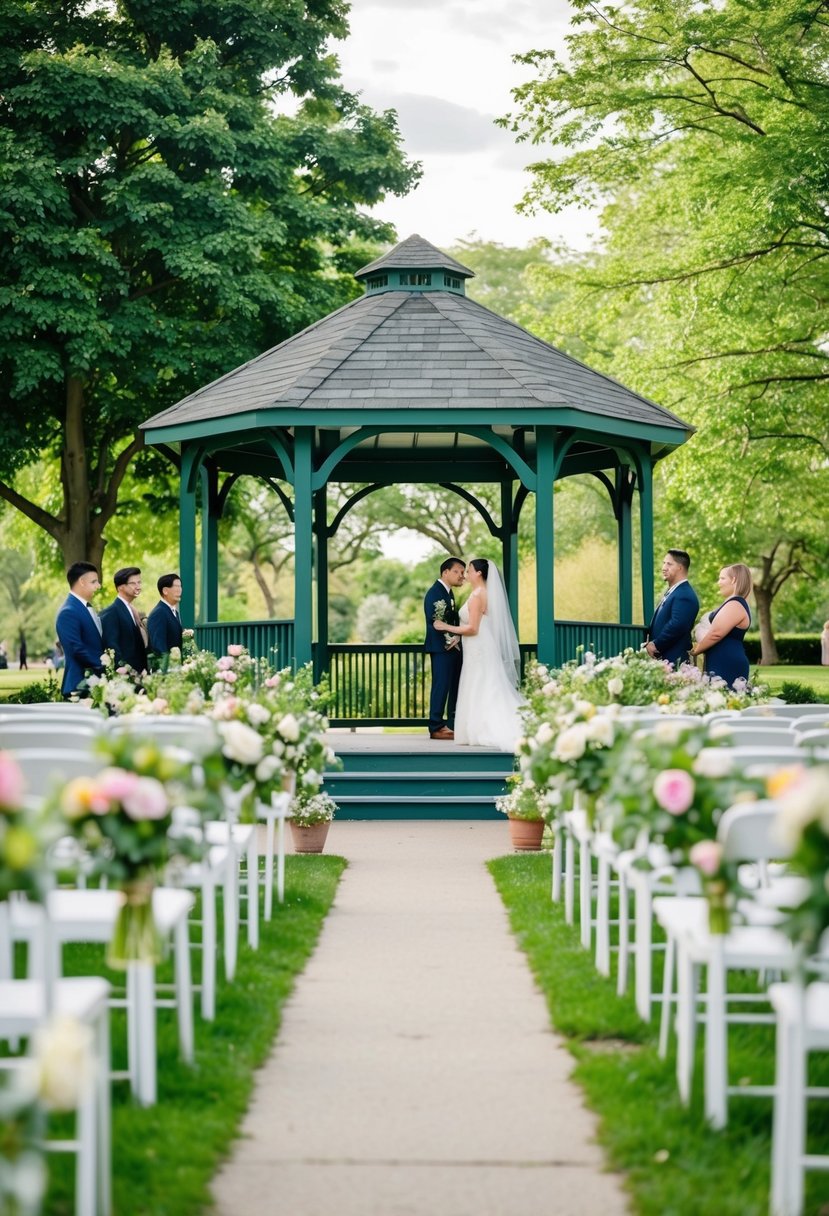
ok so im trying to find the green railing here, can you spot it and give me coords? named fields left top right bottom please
left=195, top=620, right=295, bottom=667
left=194, top=619, right=647, bottom=725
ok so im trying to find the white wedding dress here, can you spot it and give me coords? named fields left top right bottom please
left=453, top=592, right=525, bottom=751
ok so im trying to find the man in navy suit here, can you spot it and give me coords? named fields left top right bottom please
left=423, top=557, right=465, bottom=739
left=55, top=561, right=104, bottom=698
left=100, top=566, right=148, bottom=672
left=147, top=572, right=184, bottom=663
left=645, top=549, right=699, bottom=667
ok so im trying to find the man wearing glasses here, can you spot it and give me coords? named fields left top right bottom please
left=100, top=566, right=148, bottom=672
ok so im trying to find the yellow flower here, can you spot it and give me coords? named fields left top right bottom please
left=658, top=694, right=670, bottom=705
left=60, top=776, right=102, bottom=820
left=767, top=765, right=806, bottom=800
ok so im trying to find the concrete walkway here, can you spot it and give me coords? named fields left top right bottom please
left=212, top=822, right=628, bottom=1216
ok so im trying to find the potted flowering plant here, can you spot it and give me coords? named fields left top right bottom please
left=51, top=734, right=209, bottom=967
left=495, top=782, right=545, bottom=850
left=289, top=790, right=337, bottom=853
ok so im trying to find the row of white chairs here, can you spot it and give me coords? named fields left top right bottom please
left=552, top=703, right=829, bottom=1215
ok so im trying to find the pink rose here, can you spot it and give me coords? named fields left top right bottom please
left=217, top=656, right=234, bottom=670
left=227, top=644, right=245, bottom=657
left=0, top=751, right=25, bottom=808
left=97, top=768, right=141, bottom=804
left=264, top=675, right=280, bottom=688
left=653, top=769, right=695, bottom=815
left=221, top=670, right=238, bottom=683
left=122, top=776, right=168, bottom=821
left=689, top=839, right=724, bottom=877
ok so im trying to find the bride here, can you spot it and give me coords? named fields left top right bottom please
left=433, top=558, right=524, bottom=750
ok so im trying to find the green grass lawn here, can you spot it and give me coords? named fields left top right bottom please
left=755, top=665, right=829, bottom=696
left=489, top=855, right=829, bottom=1216
left=42, top=857, right=345, bottom=1216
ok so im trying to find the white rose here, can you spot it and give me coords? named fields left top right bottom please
left=653, top=720, right=684, bottom=746
left=555, top=724, right=589, bottom=761
left=219, top=720, right=264, bottom=766
left=607, top=676, right=624, bottom=697
left=705, top=691, right=727, bottom=710
left=692, top=749, right=734, bottom=779
left=586, top=716, right=614, bottom=746
left=535, top=722, right=554, bottom=745
left=33, top=1016, right=95, bottom=1111
left=277, top=714, right=300, bottom=742
left=246, top=703, right=271, bottom=727
left=255, top=754, right=281, bottom=783
left=301, top=769, right=321, bottom=787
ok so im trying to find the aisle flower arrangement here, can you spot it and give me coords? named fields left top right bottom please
left=773, top=765, right=829, bottom=955
left=517, top=696, right=624, bottom=819
left=50, top=734, right=211, bottom=967
left=0, top=752, right=44, bottom=902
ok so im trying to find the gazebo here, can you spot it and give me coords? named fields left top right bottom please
left=141, top=234, right=692, bottom=725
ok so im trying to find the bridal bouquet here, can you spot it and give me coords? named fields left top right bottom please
left=432, top=599, right=457, bottom=650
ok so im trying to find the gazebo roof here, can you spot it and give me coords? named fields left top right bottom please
left=141, top=236, right=691, bottom=447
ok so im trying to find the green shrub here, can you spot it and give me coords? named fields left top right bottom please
left=744, top=634, right=821, bottom=664
left=1, top=676, right=62, bottom=704
left=778, top=680, right=821, bottom=704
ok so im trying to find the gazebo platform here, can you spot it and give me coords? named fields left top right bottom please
left=322, top=730, right=515, bottom=819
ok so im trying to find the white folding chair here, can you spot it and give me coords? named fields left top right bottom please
left=741, top=704, right=829, bottom=720
left=0, top=977, right=111, bottom=1216
left=106, top=715, right=218, bottom=757
left=790, top=715, right=829, bottom=734
left=655, top=801, right=794, bottom=1127
left=707, top=724, right=801, bottom=748
left=797, top=729, right=829, bottom=750
left=10, top=749, right=105, bottom=798
left=0, top=723, right=102, bottom=751
left=769, top=977, right=829, bottom=1216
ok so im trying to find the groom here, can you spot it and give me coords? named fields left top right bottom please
left=424, top=557, right=465, bottom=740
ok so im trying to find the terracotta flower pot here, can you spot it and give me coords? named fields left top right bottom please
left=507, top=816, right=545, bottom=851
left=289, top=820, right=331, bottom=854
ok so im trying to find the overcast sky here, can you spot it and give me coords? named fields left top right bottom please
left=336, top=0, right=600, bottom=251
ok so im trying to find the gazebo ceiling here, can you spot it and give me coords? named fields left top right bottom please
left=141, top=234, right=692, bottom=468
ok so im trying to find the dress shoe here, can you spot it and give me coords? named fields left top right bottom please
left=430, top=727, right=454, bottom=740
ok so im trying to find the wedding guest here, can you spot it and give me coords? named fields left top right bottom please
left=645, top=549, right=699, bottom=666
left=55, top=561, right=104, bottom=697
left=822, top=620, right=829, bottom=667
left=690, top=563, right=753, bottom=688
left=100, top=567, right=148, bottom=672
left=147, top=573, right=184, bottom=659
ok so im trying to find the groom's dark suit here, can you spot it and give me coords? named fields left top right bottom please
left=424, top=579, right=462, bottom=734
left=55, top=594, right=104, bottom=697
left=647, top=580, right=699, bottom=666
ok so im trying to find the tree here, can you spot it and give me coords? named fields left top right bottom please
left=0, top=0, right=419, bottom=572
left=502, top=0, right=829, bottom=656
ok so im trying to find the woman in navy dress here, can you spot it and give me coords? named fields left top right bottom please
left=690, top=563, right=753, bottom=688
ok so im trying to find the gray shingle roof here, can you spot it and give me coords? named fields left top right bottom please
left=142, top=288, right=689, bottom=435
left=355, top=234, right=474, bottom=280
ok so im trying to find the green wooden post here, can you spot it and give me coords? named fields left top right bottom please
left=200, top=464, right=219, bottom=623
left=179, top=444, right=198, bottom=627
left=535, top=427, right=556, bottom=665
left=314, top=487, right=328, bottom=680
left=638, top=453, right=655, bottom=624
left=616, top=466, right=633, bottom=624
left=293, top=429, right=314, bottom=668
left=501, top=479, right=519, bottom=628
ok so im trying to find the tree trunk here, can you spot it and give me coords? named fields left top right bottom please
left=752, top=583, right=779, bottom=665
left=59, top=375, right=100, bottom=570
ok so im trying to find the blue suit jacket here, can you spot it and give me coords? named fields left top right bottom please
left=100, top=597, right=147, bottom=672
left=55, top=595, right=104, bottom=696
left=423, top=580, right=460, bottom=654
left=647, top=581, right=699, bottom=666
left=147, top=601, right=183, bottom=657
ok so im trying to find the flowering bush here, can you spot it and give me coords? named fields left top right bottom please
left=0, top=752, right=43, bottom=902
left=773, top=765, right=829, bottom=954
left=523, top=647, right=769, bottom=719
left=518, top=696, right=624, bottom=820
left=290, top=790, right=338, bottom=826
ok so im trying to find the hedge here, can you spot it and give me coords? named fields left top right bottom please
left=744, top=634, right=822, bottom=664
